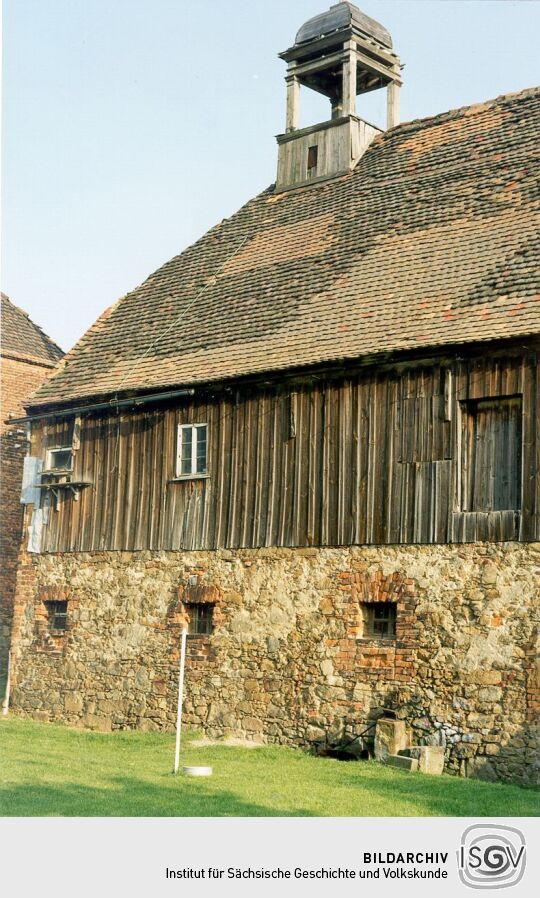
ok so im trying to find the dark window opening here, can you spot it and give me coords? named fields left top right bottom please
left=461, top=396, right=522, bottom=511
left=46, top=600, right=68, bottom=631
left=363, top=602, right=396, bottom=639
left=307, top=144, right=318, bottom=177
left=45, top=448, right=73, bottom=473
left=187, top=603, right=214, bottom=636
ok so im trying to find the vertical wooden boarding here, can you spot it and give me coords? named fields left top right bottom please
left=164, top=408, right=179, bottom=551
left=121, top=412, right=136, bottom=549
left=33, top=347, right=537, bottom=553
left=88, top=417, right=104, bottom=551
left=213, top=398, right=230, bottom=548
left=264, top=393, right=278, bottom=546
left=278, top=391, right=293, bottom=546
left=225, top=399, right=240, bottom=548
left=154, top=410, right=170, bottom=550
left=535, top=355, right=540, bottom=540
left=370, top=377, right=387, bottom=543
left=199, top=402, right=214, bottom=551
left=145, top=410, right=159, bottom=550
left=323, top=382, right=339, bottom=545
left=365, top=376, right=377, bottom=544
left=101, top=414, right=119, bottom=550
left=255, top=392, right=271, bottom=547
left=336, top=381, right=352, bottom=546
left=353, top=377, right=368, bottom=545
left=292, top=389, right=307, bottom=546
left=307, top=385, right=323, bottom=546
left=520, top=355, right=536, bottom=540
left=139, top=411, right=154, bottom=550
left=350, top=377, right=361, bottom=545
left=382, top=377, right=395, bottom=544
left=388, top=377, right=403, bottom=544
left=66, top=417, right=83, bottom=552
left=241, top=393, right=258, bottom=548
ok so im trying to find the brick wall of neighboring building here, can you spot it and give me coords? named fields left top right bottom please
left=0, top=354, right=61, bottom=692
left=1, top=294, right=63, bottom=696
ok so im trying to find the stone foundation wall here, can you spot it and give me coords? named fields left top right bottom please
left=9, top=542, right=540, bottom=785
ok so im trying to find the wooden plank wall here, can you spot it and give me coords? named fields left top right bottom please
left=276, top=119, right=380, bottom=190
left=35, top=350, right=539, bottom=553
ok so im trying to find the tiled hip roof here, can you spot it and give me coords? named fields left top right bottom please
left=27, top=87, right=540, bottom=410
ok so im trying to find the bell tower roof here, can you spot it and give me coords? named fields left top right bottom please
left=295, top=2, right=392, bottom=50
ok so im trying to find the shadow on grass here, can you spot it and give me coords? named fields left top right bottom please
left=334, top=764, right=539, bottom=817
left=0, top=775, right=315, bottom=818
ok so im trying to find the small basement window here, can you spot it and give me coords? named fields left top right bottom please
left=176, top=424, right=208, bottom=478
left=363, top=602, right=396, bottom=640
left=45, top=447, right=73, bottom=473
left=460, top=396, right=522, bottom=511
left=187, top=603, right=214, bottom=636
left=46, top=600, right=68, bottom=632
left=307, top=144, right=318, bottom=178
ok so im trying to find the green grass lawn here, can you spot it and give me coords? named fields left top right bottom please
left=0, top=717, right=537, bottom=817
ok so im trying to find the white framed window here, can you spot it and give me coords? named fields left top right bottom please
left=176, top=423, right=208, bottom=478
left=45, top=447, right=73, bottom=473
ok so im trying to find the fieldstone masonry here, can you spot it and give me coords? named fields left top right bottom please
left=9, top=541, right=540, bottom=785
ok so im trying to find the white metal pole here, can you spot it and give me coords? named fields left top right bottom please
left=173, top=628, right=188, bottom=774
left=2, top=651, right=11, bottom=716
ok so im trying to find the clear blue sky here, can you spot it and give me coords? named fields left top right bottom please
left=2, top=0, right=539, bottom=352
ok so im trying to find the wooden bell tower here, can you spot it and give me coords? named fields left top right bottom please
left=276, top=2, right=402, bottom=191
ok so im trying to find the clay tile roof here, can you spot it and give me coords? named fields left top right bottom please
left=27, top=86, right=540, bottom=411
left=1, top=293, right=64, bottom=367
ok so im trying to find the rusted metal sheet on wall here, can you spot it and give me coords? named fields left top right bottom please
left=35, top=350, right=539, bottom=553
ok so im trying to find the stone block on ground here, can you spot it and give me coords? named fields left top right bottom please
left=386, top=754, right=419, bottom=772
left=399, top=745, right=444, bottom=775
left=374, top=718, right=409, bottom=761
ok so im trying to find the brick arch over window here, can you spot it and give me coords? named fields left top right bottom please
left=346, top=570, right=418, bottom=681
left=351, top=570, right=410, bottom=604
left=34, top=585, right=76, bottom=654
left=38, top=586, right=73, bottom=604
left=172, top=581, right=224, bottom=664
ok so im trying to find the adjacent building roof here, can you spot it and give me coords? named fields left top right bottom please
left=1, top=293, right=64, bottom=367
left=28, top=86, right=540, bottom=411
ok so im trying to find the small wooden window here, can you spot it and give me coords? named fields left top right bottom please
left=187, top=603, right=214, bottom=635
left=46, top=600, right=68, bottom=631
left=461, top=397, right=522, bottom=511
left=176, top=424, right=208, bottom=478
left=364, top=602, right=396, bottom=639
left=307, top=145, right=318, bottom=177
left=45, top=447, right=73, bottom=473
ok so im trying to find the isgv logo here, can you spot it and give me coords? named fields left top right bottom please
left=458, top=825, right=526, bottom=890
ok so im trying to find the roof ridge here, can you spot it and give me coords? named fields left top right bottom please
left=385, top=84, right=540, bottom=138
